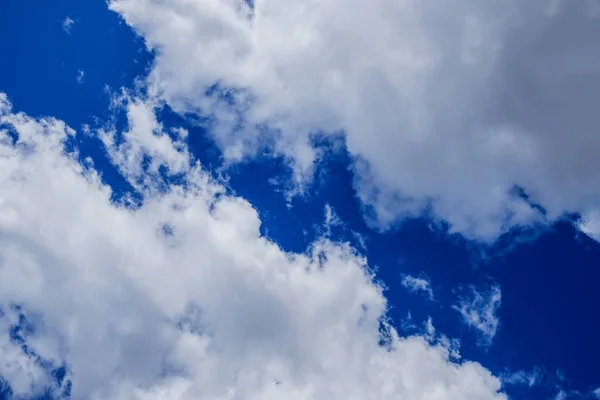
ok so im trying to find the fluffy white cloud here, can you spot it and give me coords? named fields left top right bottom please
left=453, top=285, right=502, bottom=346
left=401, top=274, right=434, bottom=300
left=0, top=92, right=507, bottom=398
left=109, top=0, right=600, bottom=241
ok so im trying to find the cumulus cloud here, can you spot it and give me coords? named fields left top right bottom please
left=401, top=274, right=434, bottom=300
left=108, top=0, right=600, bottom=241
left=453, top=285, right=502, bottom=346
left=0, top=92, right=507, bottom=398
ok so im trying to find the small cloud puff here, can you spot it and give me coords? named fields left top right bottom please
left=62, top=16, right=75, bottom=34
left=76, top=70, right=84, bottom=84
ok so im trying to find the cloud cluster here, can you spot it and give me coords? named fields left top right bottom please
left=0, top=93, right=507, bottom=398
left=109, top=0, right=600, bottom=240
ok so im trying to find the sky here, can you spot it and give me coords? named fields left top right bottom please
left=0, top=0, right=600, bottom=399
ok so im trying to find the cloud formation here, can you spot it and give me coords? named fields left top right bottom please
left=0, top=92, right=507, bottom=398
left=454, top=285, right=502, bottom=346
left=109, top=0, right=600, bottom=241
left=401, top=274, right=434, bottom=300
left=62, top=17, right=75, bottom=34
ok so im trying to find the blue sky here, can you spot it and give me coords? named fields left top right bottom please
left=1, top=1, right=600, bottom=399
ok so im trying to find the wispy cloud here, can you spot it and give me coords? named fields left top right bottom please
left=62, top=16, right=75, bottom=34
left=401, top=274, right=434, bottom=300
left=76, top=70, right=84, bottom=84
left=453, top=285, right=501, bottom=346
left=324, top=204, right=342, bottom=230
left=318, top=204, right=345, bottom=238
left=501, top=368, right=542, bottom=387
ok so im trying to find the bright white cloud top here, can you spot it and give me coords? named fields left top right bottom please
left=109, top=0, right=600, bottom=241
left=0, top=92, right=507, bottom=398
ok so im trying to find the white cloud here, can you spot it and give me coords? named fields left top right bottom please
left=0, top=92, right=507, bottom=398
left=453, top=285, right=502, bottom=346
left=351, top=230, right=368, bottom=252
left=109, top=0, right=600, bottom=241
left=76, top=70, right=85, bottom=84
left=324, top=204, right=342, bottom=228
left=401, top=274, right=434, bottom=300
left=0, top=307, right=55, bottom=397
left=62, top=17, right=75, bottom=34
left=320, top=204, right=343, bottom=238
left=501, top=368, right=542, bottom=387
left=98, top=91, right=191, bottom=188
